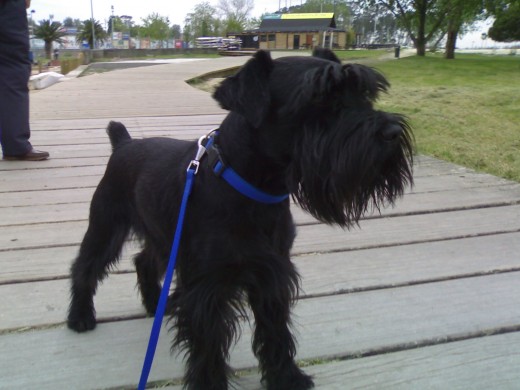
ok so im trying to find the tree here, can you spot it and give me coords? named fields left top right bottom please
left=33, top=19, right=67, bottom=59
left=488, top=2, right=520, bottom=42
left=62, top=17, right=82, bottom=29
left=140, top=13, right=171, bottom=47
left=353, top=3, right=401, bottom=45
left=76, top=19, right=108, bottom=49
left=443, top=0, right=486, bottom=59
left=107, top=16, right=129, bottom=35
left=218, top=0, right=254, bottom=32
left=184, top=2, right=220, bottom=43
left=246, top=16, right=262, bottom=30
left=171, top=24, right=182, bottom=40
left=365, top=0, right=449, bottom=56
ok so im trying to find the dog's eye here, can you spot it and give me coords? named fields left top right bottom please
left=379, top=124, right=402, bottom=142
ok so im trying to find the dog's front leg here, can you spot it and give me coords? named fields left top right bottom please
left=247, top=258, right=314, bottom=390
left=170, top=279, right=241, bottom=390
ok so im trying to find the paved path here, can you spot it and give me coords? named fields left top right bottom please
left=1, top=54, right=520, bottom=389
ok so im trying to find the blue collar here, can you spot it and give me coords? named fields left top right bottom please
left=204, top=132, right=289, bottom=205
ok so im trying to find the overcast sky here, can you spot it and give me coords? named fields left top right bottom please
left=29, top=1, right=510, bottom=48
left=28, top=0, right=288, bottom=27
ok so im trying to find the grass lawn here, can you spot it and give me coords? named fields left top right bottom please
left=371, top=53, right=520, bottom=182
left=333, top=48, right=392, bottom=61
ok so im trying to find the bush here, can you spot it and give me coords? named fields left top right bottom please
left=60, top=57, right=81, bottom=75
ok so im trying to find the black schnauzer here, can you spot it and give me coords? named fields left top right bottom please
left=67, top=48, right=413, bottom=389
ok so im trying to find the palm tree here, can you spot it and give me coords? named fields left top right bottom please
left=76, top=20, right=108, bottom=49
left=34, top=19, right=67, bottom=59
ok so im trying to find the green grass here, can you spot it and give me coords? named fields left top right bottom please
left=373, top=53, right=520, bottom=182
left=171, top=51, right=520, bottom=182
left=334, top=48, right=392, bottom=61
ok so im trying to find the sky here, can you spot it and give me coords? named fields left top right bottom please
left=28, top=0, right=287, bottom=27
left=29, top=1, right=513, bottom=48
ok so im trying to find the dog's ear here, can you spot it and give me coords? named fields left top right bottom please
left=300, top=61, right=346, bottom=105
left=342, top=64, right=390, bottom=100
left=312, top=47, right=341, bottom=64
left=213, top=50, right=273, bottom=127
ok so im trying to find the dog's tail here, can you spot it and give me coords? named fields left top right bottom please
left=106, top=121, right=132, bottom=150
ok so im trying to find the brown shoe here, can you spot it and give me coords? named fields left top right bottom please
left=3, top=148, right=50, bottom=161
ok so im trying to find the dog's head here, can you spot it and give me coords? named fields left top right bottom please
left=213, top=49, right=414, bottom=227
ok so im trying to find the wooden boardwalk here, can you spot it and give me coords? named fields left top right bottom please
left=1, top=56, right=520, bottom=389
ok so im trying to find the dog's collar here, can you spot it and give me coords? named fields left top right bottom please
left=200, top=131, right=289, bottom=204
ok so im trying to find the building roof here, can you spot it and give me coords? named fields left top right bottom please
left=257, top=13, right=343, bottom=33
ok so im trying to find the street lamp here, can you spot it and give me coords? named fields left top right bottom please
left=29, top=9, right=35, bottom=48
left=90, top=0, right=96, bottom=49
left=28, top=9, right=35, bottom=64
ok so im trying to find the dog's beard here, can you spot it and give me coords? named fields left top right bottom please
left=287, top=115, right=414, bottom=228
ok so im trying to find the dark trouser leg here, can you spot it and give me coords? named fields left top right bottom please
left=0, top=0, right=32, bottom=156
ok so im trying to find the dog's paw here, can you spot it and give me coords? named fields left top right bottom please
left=264, top=366, right=314, bottom=390
left=290, top=372, right=314, bottom=390
left=67, top=312, right=97, bottom=333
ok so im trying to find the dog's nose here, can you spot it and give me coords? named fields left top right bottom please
left=380, top=124, right=402, bottom=142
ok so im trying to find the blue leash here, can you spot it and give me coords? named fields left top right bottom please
left=137, top=131, right=289, bottom=388
left=137, top=135, right=208, bottom=390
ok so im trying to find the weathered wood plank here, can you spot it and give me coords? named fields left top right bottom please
left=0, top=164, right=513, bottom=194
left=28, top=128, right=215, bottom=146
left=29, top=114, right=227, bottom=131
left=165, top=332, right=520, bottom=390
left=1, top=205, right=519, bottom=257
left=296, top=231, right=520, bottom=295
left=0, top=187, right=95, bottom=208
left=0, top=204, right=515, bottom=252
left=0, top=174, right=101, bottom=193
left=1, top=272, right=519, bottom=389
left=0, top=244, right=138, bottom=284
left=2, top=233, right=520, bottom=330
left=300, top=332, right=520, bottom=390
left=2, top=183, right=519, bottom=226
left=0, top=54, right=516, bottom=390
left=0, top=165, right=105, bottom=180
left=294, top=204, right=520, bottom=255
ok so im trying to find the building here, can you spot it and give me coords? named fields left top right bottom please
left=231, top=13, right=347, bottom=50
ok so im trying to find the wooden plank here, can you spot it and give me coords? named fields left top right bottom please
left=0, top=174, right=101, bottom=193
left=0, top=273, right=145, bottom=331
left=28, top=128, right=215, bottom=146
left=0, top=244, right=137, bottom=284
left=29, top=114, right=227, bottom=131
left=2, top=183, right=519, bottom=226
left=0, top=162, right=514, bottom=194
left=1, top=204, right=519, bottom=256
left=0, top=157, right=110, bottom=172
left=0, top=187, right=95, bottom=208
left=1, top=272, right=520, bottom=389
left=168, top=332, right=520, bottom=390
left=2, top=233, right=520, bottom=330
left=300, top=332, right=520, bottom=390
left=0, top=202, right=91, bottom=226
left=293, top=204, right=520, bottom=255
left=0, top=165, right=105, bottom=180
left=296, top=231, right=520, bottom=296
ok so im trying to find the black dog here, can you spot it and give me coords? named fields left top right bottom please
left=67, top=49, right=413, bottom=389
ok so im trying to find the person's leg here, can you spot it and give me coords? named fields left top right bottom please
left=0, top=0, right=33, bottom=156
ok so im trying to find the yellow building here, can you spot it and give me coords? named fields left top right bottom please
left=255, top=13, right=346, bottom=50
